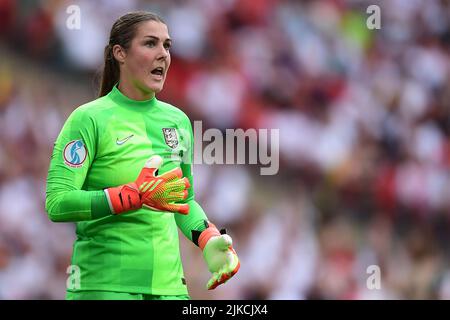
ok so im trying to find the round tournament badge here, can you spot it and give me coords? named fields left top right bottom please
left=63, top=139, right=87, bottom=168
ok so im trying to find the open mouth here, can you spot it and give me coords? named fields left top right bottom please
left=151, top=67, right=164, bottom=77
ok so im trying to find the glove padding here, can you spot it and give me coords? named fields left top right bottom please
left=138, top=156, right=190, bottom=214
left=105, top=155, right=190, bottom=214
left=199, top=223, right=240, bottom=290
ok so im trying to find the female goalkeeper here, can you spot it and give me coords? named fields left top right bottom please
left=45, top=11, right=239, bottom=300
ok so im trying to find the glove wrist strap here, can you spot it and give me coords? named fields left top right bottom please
left=198, top=222, right=221, bottom=251
left=105, top=183, right=141, bottom=214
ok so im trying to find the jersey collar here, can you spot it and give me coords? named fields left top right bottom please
left=108, top=84, right=158, bottom=111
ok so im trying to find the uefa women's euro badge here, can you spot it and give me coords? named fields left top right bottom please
left=63, top=139, right=87, bottom=168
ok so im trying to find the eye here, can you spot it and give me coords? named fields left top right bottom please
left=145, top=40, right=156, bottom=47
left=164, top=42, right=172, bottom=50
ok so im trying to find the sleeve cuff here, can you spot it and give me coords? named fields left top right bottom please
left=91, top=190, right=114, bottom=219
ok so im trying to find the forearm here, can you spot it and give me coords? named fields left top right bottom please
left=175, top=199, right=208, bottom=243
left=45, top=189, right=111, bottom=222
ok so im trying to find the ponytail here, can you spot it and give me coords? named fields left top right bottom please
left=98, top=45, right=120, bottom=97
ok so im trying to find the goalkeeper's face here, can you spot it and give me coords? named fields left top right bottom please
left=122, top=20, right=172, bottom=95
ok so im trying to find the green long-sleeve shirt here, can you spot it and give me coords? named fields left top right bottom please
left=46, top=84, right=207, bottom=295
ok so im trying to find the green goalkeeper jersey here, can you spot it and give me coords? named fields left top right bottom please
left=46, top=85, right=208, bottom=295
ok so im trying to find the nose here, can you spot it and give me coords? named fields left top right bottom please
left=156, top=44, right=169, bottom=61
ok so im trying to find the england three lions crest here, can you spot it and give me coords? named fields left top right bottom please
left=162, top=128, right=179, bottom=149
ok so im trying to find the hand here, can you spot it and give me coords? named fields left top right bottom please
left=105, top=155, right=190, bottom=215
left=199, top=223, right=240, bottom=290
left=137, top=155, right=190, bottom=214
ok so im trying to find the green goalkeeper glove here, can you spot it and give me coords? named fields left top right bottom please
left=198, top=222, right=240, bottom=290
left=105, top=155, right=190, bottom=215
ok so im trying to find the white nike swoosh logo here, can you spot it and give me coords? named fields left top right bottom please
left=116, top=134, right=134, bottom=145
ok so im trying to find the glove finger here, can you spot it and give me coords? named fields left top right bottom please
left=166, top=190, right=188, bottom=202
left=161, top=202, right=190, bottom=215
left=207, top=258, right=240, bottom=290
left=182, top=177, right=190, bottom=189
left=207, top=272, right=223, bottom=290
left=157, top=167, right=182, bottom=181
left=165, top=178, right=190, bottom=192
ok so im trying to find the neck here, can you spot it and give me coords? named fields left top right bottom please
left=118, top=80, right=155, bottom=101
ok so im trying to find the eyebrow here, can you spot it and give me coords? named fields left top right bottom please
left=144, top=35, right=172, bottom=42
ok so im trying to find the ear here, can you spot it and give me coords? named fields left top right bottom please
left=112, top=44, right=127, bottom=64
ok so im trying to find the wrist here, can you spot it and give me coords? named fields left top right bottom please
left=105, top=183, right=141, bottom=214
left=198, top=222, right=221, bottom=251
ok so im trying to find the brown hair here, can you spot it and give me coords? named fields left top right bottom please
left=98, top=11, right=166, bottom=97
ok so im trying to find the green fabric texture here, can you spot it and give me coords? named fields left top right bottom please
left=46, top=85, right=207, bottom=295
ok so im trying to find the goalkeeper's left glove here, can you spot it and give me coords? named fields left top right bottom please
left=198, top=222, right=240, bottom=290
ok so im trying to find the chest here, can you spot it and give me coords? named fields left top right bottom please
left=88, top=114, right=188, bottom=186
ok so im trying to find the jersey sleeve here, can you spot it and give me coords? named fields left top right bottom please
left=175, top=114, right=209, bottom=242
left=45, top=107, right=111, bottom=222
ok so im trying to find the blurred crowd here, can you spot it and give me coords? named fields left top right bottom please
left=0, top=0, right=449, bottom=299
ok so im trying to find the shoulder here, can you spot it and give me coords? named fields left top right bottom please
left=67, top=95, right=113, bottom=122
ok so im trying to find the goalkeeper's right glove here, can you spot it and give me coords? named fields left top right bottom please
left=104, top=155, right=190, bottom=215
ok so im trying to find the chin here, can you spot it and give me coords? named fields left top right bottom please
left=145, top=82, right=164, bottom=94
left=152, top=85, right=164, bottom=94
